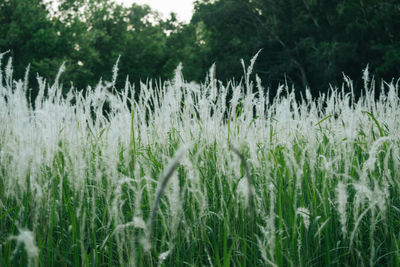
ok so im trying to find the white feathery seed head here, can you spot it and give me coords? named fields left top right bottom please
left=336, top=182, right=348, bottom=236
left=297, top=207, right=310, bottom=230
left=8, top=229, right=39, bottom=263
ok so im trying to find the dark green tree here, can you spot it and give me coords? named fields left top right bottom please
left=0, top=0, right=66, bottom=83
left=187, top=0, right=400, bottom=96
left=188, top=0, right=261, bottom=82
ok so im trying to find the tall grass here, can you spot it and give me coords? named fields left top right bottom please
left=1, top=53, right=400, bottom=266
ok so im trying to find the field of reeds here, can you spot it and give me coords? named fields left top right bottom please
left=1, top=52, right=400, bottom=266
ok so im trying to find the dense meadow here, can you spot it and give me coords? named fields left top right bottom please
left=0, top=53, right=400, bottom=266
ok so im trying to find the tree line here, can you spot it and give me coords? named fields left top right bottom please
left=1, top=0, right=399, bottom=97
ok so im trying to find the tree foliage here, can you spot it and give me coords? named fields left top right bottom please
left=190, top=0, right=400, bottom=94
left=0, top=0, right=399, bottom=97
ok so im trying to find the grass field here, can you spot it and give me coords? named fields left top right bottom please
left=1, top=55, right=400, bottom=266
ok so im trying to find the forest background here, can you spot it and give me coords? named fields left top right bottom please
left=1, top=0, right=399, bottom=98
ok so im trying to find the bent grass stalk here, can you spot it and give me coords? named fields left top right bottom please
left=230, top=144, right=254, bottom=217
left=146, top=146, right=186, bottom=247
left=362, top=111, right=385, bottom=137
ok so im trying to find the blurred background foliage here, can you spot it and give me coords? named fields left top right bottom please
left=1, top=0, right=399, bottom=98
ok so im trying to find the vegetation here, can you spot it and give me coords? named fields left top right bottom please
left=1, top=0, right=400, bottom=97
left=1, top=0, right=400, bottom=265
left=1, top=53, right=400, bottom=266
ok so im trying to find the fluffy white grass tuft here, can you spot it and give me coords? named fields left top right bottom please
left=8, top=229, right=39, bottom=266
left=336, top=182, right=348, bottom=236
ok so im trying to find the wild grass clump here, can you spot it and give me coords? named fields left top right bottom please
left=1, top=53, right=400, bottom=266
